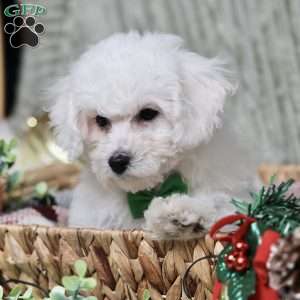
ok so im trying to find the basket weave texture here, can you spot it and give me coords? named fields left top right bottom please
left=0, top=225, right=223, bottom=300
left=0, top=163, right=299, bottom=299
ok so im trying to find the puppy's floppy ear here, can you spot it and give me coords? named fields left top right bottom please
left=48, top=76, right=83, bottom=160
left=178, top=53, right=236, bottom=148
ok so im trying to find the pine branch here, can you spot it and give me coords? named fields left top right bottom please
left=232, top=179, right=300, bottom=235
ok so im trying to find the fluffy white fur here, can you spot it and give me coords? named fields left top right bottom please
left=49, top=32, right=256, bottom=239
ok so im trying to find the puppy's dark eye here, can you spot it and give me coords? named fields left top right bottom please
left=137, top=108, right=159, bottom=122
left=95, top=115, right=110, bottom=129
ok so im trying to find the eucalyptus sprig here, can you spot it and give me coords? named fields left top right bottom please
left=0, top=260, right=97, bottom=300
left=0, top=286, right=34, bottom=300
left=44, top=260, right=97, bottom=300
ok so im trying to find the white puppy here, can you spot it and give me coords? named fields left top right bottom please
left=49, top=32, right=255, bottom=239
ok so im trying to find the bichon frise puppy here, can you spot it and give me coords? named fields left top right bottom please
left=49, top=32, right=255, bottom=239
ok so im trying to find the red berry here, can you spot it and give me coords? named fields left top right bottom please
left=235, top=254, right=249, bottom=271
left=234, top=241, right=249, bottom=253
left=225, top=252, right=238, bottom=269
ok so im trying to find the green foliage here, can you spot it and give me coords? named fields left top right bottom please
left=4, top=181, right=56, bottom=213
left=74, top=260, right=87, bottom=278
left=217, top=178, right=300, bottom=299
left=4, top=287, right=34, bottom=300
left=45, top=259, right=97, bottom=300
left=143, top=289, right=151, bottom=300
left=0, top=138, right=56, bottom=212
left=33, top=182, right=57, bottom=206
left=34, top=182, right=48, bottom=198
left=232, top=178, right=300, bottom=236
left=0, top=260, right=97, bottom=300
left=45, top=286, right=67, bottom=300
left=217, top=245, right=256, bottom=300
left=7, top=171, right=23, bottom=192
left=0, top=139, right=17, bottom=175
left=0, top=139, right=22, bottom=194
left=216, top=223, right=261, bottom=300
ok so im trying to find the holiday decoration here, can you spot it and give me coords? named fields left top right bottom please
left=267, top=227, right=300, bottom=300
left=210, top=178, right=300, bottom=300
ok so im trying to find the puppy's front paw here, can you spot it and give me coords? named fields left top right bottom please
left=144, top=194, right=210, bottom=240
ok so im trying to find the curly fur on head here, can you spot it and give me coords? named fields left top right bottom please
left=49, top=32, right=234, bottom=190
left=49, top=32, right=253, bottom=238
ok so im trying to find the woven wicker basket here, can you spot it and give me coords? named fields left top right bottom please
left=0, top=163, right=298, bottom=299
left=0, top=226, right=222, bottom=299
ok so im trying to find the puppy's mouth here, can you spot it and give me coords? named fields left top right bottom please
left=92, top=146, right=181, bottom=193
left=109, top=172, right=165, bottom=193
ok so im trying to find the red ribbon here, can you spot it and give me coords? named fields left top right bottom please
left=210, top=215, right=280, bottom=300
left=212, top=280, right=223, bottom=300
left=210, top=214, right=256, bottom=244
left=249, top=230, right=280, bottom=300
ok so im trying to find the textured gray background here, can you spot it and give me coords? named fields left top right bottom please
left=13, top=0, right=300, bottom=163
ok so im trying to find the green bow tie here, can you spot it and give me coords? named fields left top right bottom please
left=127, top=172, right=188, bottom=219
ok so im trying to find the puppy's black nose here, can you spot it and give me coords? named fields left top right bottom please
left=108, top=152, right=131, bottom=175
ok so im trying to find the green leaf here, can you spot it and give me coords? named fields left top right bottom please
left=62, top=275, right=81, bottom=292
left=51, top=286, right=65, bottom=294
left=246, top=223, right=262, bottom=254
left=3, top=153, right=16, bottom=164
left=248, top=179, right=300, bottom=236
left=49, top=286, right=67, bottom=300
left=49, top=293, right=66, bottom=300
left=143, top=289, right=151, bottom=300
left=7, top=171, right=22, bottom=191
left=231, top=198, right=249, bottom=214
left=216, top=246, right=233, bottom=282
left=0, top=140, right=4, bottom=153
left=72, top=296, right=85, bottom=300
left=7, top=286, right=22, bottom=300
left=80, top=278, right=97, bottom=291
left=8, top=139, right=17, bottom=151
left=216, top=223, right=260, bottom=300
left=0, top=286, right=3, bottom=300
left=3, top=141, right=10, bottom=153
left=74, top=260, right=87, bottom=278
left=227, top=269, right=256, bottom=300
left=84, top=297, right=97, bottom=300
left=35, top=182, right=48, bottom=198
left=0, top=163, right=7, bottom=176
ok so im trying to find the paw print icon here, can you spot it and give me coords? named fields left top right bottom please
left=4, top=16, right=45, bottom=48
